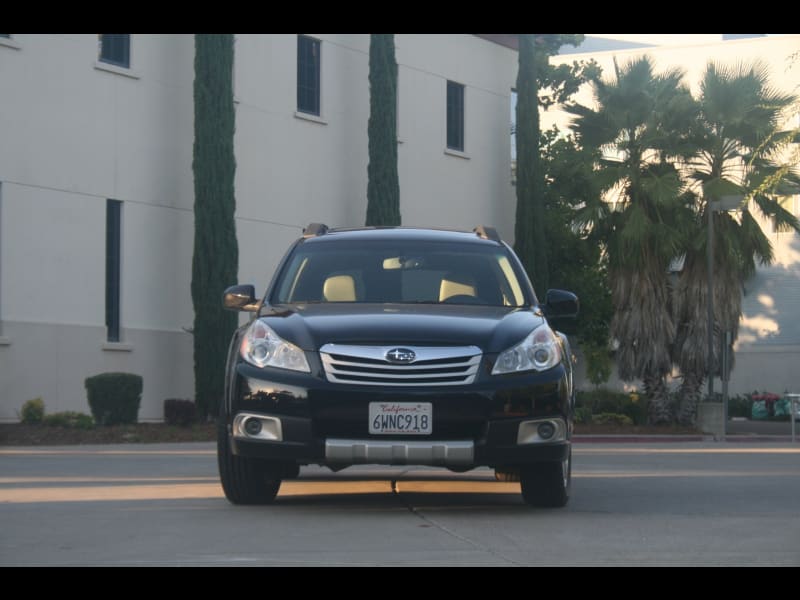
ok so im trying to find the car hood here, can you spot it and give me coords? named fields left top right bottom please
left=259, top=303, right=546, bottom=353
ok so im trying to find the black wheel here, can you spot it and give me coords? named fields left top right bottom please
left=217, top=420, right=282, bottom=505
left=519, top=450, right=571, bottom=508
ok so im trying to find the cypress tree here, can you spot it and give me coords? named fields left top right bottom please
left=191, top=34, right=238, bottom=420
left=514, top=34, right=548, bottom=293
left=514, top=34, right=585, bottom=295
left=365, top=34, right=401, bottom=226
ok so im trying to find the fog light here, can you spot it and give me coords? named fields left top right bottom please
left=244, top=417, right=263, bottom=436
left=537, top=421, right=556, bottom=440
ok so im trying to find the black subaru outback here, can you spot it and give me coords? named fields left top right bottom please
left=219, top=224, right=578, bottom=507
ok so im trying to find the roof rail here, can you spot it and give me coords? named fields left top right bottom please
left=303, top=223, right=329, bottom=238
left=473, top=225, right=501, bottom=242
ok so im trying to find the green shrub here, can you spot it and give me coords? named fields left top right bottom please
left=20, top=397, right=45, bottom=424
left=576, top=388, right=648, bottom=425
left=43, top=412, right=95, bottom=430
left=574, top=406, right=593, bottom=424
left=582, top=342, right=612, bottom=387
left=620, top=394, right=648, bottom=426
left=164, top=399, right=197, bottom=427
left=591, top=413, right=634, bottom=426
left=85, top=372, right=142, bottom=425
left=727, top=395, right=752, bottom=419
left=577, top=388, right=628, bottom=412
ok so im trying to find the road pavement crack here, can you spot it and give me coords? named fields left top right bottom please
left=390, top=479, right=524, bottom=566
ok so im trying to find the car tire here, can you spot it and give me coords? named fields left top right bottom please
left=217, top=419, right=282, bottom=505
left=519, top=449, right=571, bottom=508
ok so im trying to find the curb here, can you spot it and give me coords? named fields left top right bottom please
left=573, top=435, right=709, bottom=443
left=573, top=434, right=797, bottom=443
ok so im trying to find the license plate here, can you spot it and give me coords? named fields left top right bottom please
left=369, top=402, right=432, bottom=435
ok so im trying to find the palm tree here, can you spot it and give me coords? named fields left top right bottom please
left=672, top=60, right=800, bottom=425
left=566, top=56, right=696, bottom=424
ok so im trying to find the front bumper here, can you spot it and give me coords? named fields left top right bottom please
left=230, top=425, right=570, bottom=468
left=226, top=362, right=572, bottom=469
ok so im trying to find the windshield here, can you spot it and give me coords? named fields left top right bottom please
left=271, top=239, right=531, bottom=307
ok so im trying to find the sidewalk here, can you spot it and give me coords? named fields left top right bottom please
left=574, top=418, right=799, bottom=443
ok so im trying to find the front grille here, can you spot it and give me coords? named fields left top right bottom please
left=320, top=344, right=482, bottom=386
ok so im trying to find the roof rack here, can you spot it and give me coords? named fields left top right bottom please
left=303, top=222, right=329, bottom=238
left=473, top=225, right=501, bottom=242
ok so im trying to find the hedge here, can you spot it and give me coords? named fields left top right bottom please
left=85, top=372, right=142, bottom=425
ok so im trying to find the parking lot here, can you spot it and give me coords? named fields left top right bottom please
left=1, top=442, right=799, bottom=566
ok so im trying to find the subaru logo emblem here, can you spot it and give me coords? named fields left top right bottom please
left=386, top=348, right=416, bottom=364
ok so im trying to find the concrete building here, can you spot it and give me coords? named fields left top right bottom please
left=0, top=34, right=518, bottom=421
left=1, top=33, right=797, bottom=423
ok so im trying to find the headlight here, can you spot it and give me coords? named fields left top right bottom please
left=492, top=323, right=562, bottom=374
left=240, top=319, right=310, bottom=372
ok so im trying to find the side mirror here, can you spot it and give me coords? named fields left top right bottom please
left=223, top=284, right=260, bottom=312
left=542, top=289, right=579, bottom=319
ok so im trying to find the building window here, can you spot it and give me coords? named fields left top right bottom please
left=297, top=35, right=321, bottom=116
left=106, top=200, right=122, bottom=342
left=447, top=80, right=465, bottom=152
left=99, top=34, right=130, bottom=69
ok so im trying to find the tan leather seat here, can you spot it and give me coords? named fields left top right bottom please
left=439, top=273, right=476, bottom=301
left=323, top=275, right=357, bottom=302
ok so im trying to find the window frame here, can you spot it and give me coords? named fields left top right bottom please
left=98, top=34, right=131, bottom=69
left=296, top=35, right=321, bottom=117
left=446, top=80, right=465, bottom=152
left=106, top=199, right=122, bottom=343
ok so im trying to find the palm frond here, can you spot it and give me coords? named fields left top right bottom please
left=751, top=193, right=800, bottom=233
left=640, top=169, right=683, bottom=206
left=700, top=178, right=745, bottom=206
left=737, top=210, right=774, bottom=271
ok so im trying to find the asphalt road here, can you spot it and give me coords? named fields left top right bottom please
left=1, top=442, right=798, bottom=566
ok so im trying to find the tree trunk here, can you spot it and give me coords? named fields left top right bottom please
left=677, top=370, right=704, bottom=426
left=611, top=267, right=674, bottom=383
left=644, top=374, right=673, bottom=425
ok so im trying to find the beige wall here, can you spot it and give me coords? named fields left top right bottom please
left=232, top=34, right=518, bottom=292
left=0, top=34, right=518, bottom=421
left=0, top=34, right=196, bottom=421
